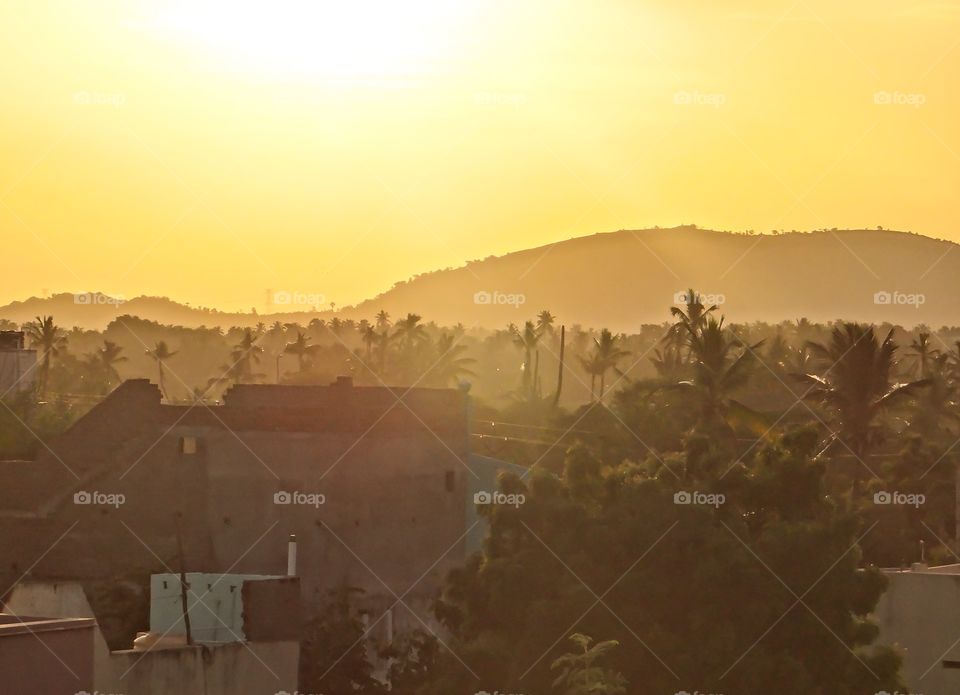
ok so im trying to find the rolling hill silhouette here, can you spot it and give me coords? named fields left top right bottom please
left=2, top=227, right=956, bottom=331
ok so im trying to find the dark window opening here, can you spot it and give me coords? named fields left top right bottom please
left=444, top=470, right=455, bottom=492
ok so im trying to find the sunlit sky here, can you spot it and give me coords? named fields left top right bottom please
left=2, top=0, right=959, bottom=311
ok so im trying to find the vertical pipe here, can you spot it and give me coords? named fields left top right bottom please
left=287, top=534, right=297, bottom=576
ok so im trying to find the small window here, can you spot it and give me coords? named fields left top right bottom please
left=179, top=436, right=198, bottom=454
left=444, top=470, right=456, bottom=492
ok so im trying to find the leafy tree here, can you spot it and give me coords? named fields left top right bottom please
left=551, top=634, right=627, bottom=695
left=420, top=431, right=904, bottom=695
left=300, top=586, right=386, bottom=694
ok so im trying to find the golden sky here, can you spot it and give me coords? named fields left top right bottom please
left=1, top=0, right=958, bottom=311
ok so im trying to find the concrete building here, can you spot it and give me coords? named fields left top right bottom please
left=0, top=613, right=95, bottom=695
left=0, top=377, right=479, bottom=644
left=874, top=563, right=960, bottom=695
left=0, top=331, right=36, bottom=395
left=5, top=577, right=300, bottom=695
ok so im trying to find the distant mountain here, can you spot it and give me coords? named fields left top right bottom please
left=347, top=226, right=960, bottom=330
left=2, top=227, right=958, bottom=331
left=0, top=294, right=322, bottom=331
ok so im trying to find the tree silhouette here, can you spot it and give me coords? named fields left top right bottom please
left=146, top=340, right=178, bottom=400
left=24, top=315, right=67, bottom=397
left=284, top=331, right=313, bottom=373
left=797, top=323, right=927, bottom=461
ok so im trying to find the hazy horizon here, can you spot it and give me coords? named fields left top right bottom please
left=3, top=1, right=959, bottom=311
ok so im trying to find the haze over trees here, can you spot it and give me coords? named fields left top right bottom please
left=6, top=287, right=960, bottom=693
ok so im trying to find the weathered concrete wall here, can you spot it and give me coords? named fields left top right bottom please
left=98, top=641, right=299, bottom=695
left=0, top=379, right=470, bottom=643
left=874, top=569, right=960, bottom=695
left=242, top=577, right=301, bottom=642
left=5, top=581, right=115, bottom=687
left=0, top=614, right=95, bottom=695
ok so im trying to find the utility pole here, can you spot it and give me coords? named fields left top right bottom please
left=175, top=512, right=193, bottom=646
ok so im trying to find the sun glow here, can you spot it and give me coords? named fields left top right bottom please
left=145, top=0, right=479, bottom=82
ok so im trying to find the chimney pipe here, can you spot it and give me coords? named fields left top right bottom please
left=287, top=534, right=297, bottom=576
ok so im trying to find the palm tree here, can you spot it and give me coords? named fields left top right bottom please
left=393, top=313, right=427, bottom=350
left=512, top=321, right=542, bottom=397
left=146, top=341, right=178, bottom=400
left=669, top=289, right=718, bottom=356
left=92, top=340, right=127, bottom=391
left=375, top=310, right=391, bottom=331
left=796, top=323, right=928, bottom=460
left=906, top=331, right=939, bottom=379
left=672, top=316, right=764, bottom=435
left=429, top=333, right=477, bottom=386
left=536, top=310, right=556, bottom=337
left=356, top=324, right=375, bottom=358
left=24, top=315, right=67, bottom=397
left=910, top=353, right=959, bottom=438
left=284, top=331, right=313, bottom=373
left=231, top=328, right=264, bottom=383
left=578, top=351, right=603, bottom=402
left=589, top=329, right=629, bottom=402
